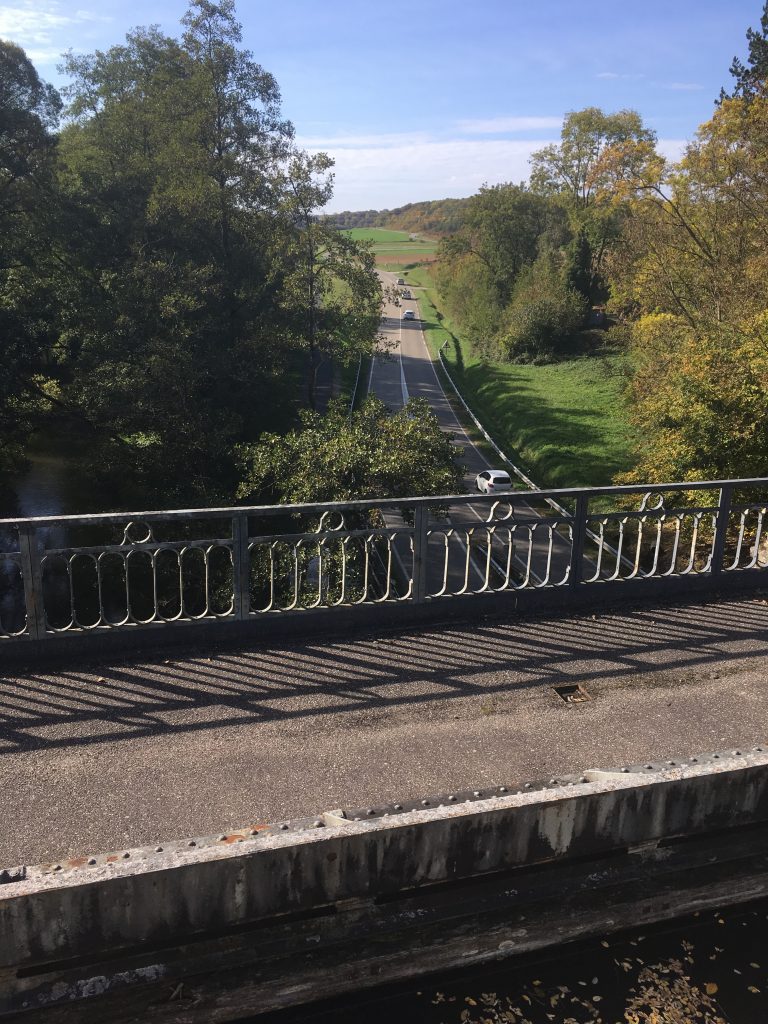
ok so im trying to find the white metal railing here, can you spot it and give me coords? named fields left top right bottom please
left=1, top=479, right=767, bottom=644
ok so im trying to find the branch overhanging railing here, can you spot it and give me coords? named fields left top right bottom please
left=1, top=478, right=767, bottom=644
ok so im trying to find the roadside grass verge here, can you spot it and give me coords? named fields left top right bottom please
left=338, top=354, right=370, bottom=413
left=405, top=265, right=636, bottom=489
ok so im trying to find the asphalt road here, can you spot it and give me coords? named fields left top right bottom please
left=2, top=593, right=768, bottom=866
left=371, top=273, right=571, bottom=592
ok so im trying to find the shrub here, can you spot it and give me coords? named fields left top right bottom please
left=500, top=281, right=586, bottom=362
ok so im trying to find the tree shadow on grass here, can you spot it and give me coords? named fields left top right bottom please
left=458, top=359, right=633, bottom=488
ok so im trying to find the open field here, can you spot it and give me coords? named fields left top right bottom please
left=341, top=228, right=438, bottom=265
left=402, top=265, right=636, bottom=489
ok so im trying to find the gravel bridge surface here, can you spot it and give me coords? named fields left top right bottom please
left=2, top=592, right=768, bottom=866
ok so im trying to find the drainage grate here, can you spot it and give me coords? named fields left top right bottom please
left=554, top=684, right=591, bottom=703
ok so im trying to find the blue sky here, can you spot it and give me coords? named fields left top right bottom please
left=0, top=0, right=760, bottom=210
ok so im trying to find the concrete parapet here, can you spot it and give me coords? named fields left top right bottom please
left=2, top=749, right=768, bottom=1020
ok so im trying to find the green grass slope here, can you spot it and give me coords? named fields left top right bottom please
left=402, top=265, right=636, bottom=489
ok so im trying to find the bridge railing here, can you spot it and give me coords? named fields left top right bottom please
left=1, top=478, right=767, bottom=645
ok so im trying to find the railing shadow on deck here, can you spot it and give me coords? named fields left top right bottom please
left=1, top=594, right=767, bottom=754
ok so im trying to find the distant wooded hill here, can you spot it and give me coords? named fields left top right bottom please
left=325, top=197, right=471, bottom=235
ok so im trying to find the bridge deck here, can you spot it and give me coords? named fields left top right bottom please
left=2, top=592, right=768, bottom=867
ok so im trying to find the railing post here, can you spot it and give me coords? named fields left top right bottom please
left=710, top=484, right=733, bottom=576
left=18, top=524, right=46, bottom=640
left=411, top=503, right=429, bottom=603
left=232, top=514, right=250, bottom=620
left=569, top=494, right=589, bottom=588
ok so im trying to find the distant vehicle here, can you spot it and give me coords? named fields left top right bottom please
left=401, top=289, right=411, bottom=298
left=402, top=310, right=416, bottom=320
left=475, top=469, right=512, bottom=494
left=396, top=278, right=405, bottom=285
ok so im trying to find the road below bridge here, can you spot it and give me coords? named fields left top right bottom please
left=371, top=273, right=572, bottom=591
left=2, top=592, right=768, bottom=867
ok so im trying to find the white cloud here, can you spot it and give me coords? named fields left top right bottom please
left=302, top=132, right=692, bottom=212
left=305, top=137, right=558, bottom=212
left=296, top=131, right=434, bottom=150
left=0, top=1, right=110, bottom=64
left=663, top=81, right=704, bottom=91
left=456, top=116, right=563, bottom=134
left=596, top=71, right=645, bottom=81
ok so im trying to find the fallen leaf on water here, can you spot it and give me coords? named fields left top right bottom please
left=705, top=982, right=719, bottom=995
left=464, top=997, right=477, bottom=1006
left=748, top=985, right=761, bottom=994
left=751, top=962, right=761, bottom=968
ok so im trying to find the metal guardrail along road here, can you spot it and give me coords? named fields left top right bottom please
left=1, top=478, right=767, bottom=646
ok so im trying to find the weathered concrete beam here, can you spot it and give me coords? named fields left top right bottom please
left=2, top=748, right=768, bottom=1021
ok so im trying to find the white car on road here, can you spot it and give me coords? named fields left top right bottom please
left=402, top=310, right=416, bottom=320
left=475, top=469, right=512, bottom=494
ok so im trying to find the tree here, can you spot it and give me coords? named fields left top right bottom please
left=723, top=1, right=768, bottom=101
left=619, top=314, right=768, bottom=484
left=277, top=150, right=381, bottom=410
left=498, top=254, right=586, bottom=363
left=612, top=80, right=768, bottom=482
left=237, top=397, right=462, bottom=505
left=49, top=3, right=298, bottom=505
left=435, top=183, right=562, bottom=359
left=530, top=108, right=658, bottom=210
left=0, top=40, right=61, bottom=487
left=530, top=108, right=659, bottom=309
left=564, top=227, right=594, bottom=305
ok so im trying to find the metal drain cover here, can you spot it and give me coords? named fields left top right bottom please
left=554, top=684, right=591, bottom=703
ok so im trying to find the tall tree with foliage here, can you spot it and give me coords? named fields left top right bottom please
left=0, top=40, right=61, bottom=488
left=614, top=29, right=768, bottom=484
left=723, top=0, right=768, bottom=101
left=277, top=150, right=381, bottom=410
left=531, top=108, right=659, bottom=308
left=48, top=3, right=300, bottom=505
left=436, top=183, right=560, bottom=358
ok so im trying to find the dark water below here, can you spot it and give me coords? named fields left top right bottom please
left=244, top=899, right=768, bottom=1023
left=1, top=429, right=89, bottom=521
